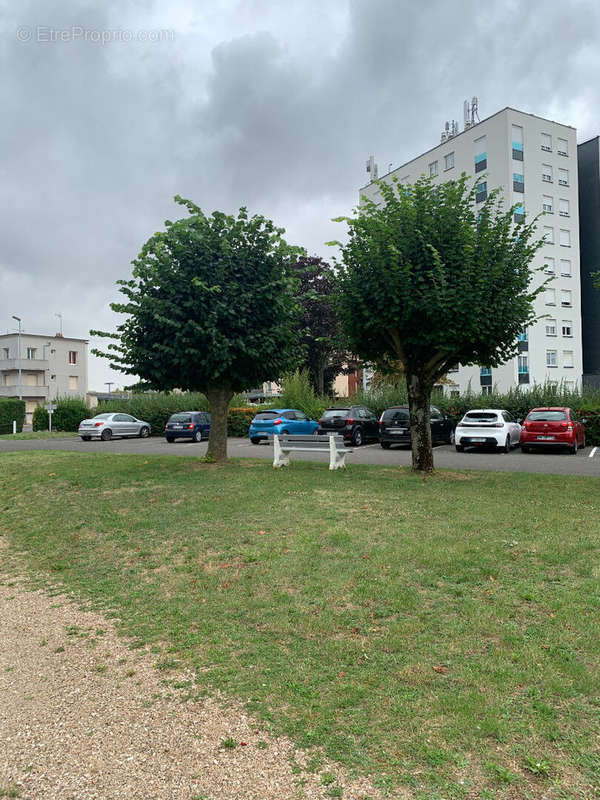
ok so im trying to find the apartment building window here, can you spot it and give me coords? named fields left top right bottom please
left=543, top=256, right=555, bottom=275
left=25, top=347, right=36, bottom=359
left=68, top=375, right=79, bottom=390
left=559, top=198, right=570, bottom=217
left=518, top=354, right=529, bottom=383
left=480, top=366, right=492, bottom=387
left=542, top=195, right=553, bottom=213
left=474, top=152, right=487, bottom=172
left=444, top=152, right=454, bottom=170
left=518, top=330, right=529, bottom=352
left=514, top=204, right=525, bottom=223
left=541, top=132, right=552, bottom=152
left=3, top=347, right=9, bottom=359
left=557, top=137, right=568, bottom=156
left=561, top=289, right=572, bottom=308
left=545, top=318, right=557, bottom=336
left=546, top=349, right=558, bottom=367
left=545, top=288, right=556, bottom=306
left=558, top=168, right=569, bottom=186
left=476, top=181, right=487, bottom=203
left=429, top=161, right=438, bottom=177
left=560, top=258, right=571, bottom=277
left=559, top=229, right=571, bottom=247
left=68, top=351, right=78, bottom=364
left=511, top=125, right=524, bottom=160
left=542, top=164, right=553, bottom=183
left=513, top=172, right=524, bottom=192
left=543, top=226, right=554, bottom=243
left=561, top=320, right=573, bottom=337
left=563, top=350, right=574, bottom=368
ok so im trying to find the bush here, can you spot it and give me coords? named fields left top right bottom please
left=227, top=408, right=258, bottom=437
left=279, top=370, right=330, bottom=421
left=0, top=398, right=25, bottom=434
left=33, top=397, right=91, bottom=432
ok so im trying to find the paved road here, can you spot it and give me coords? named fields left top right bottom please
left=1, top=436, right=599, bottom=476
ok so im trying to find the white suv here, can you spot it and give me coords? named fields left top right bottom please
left=455, top=409, right=521, bottom=453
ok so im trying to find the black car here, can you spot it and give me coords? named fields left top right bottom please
left=165, top=411, right=211, bottom=443
left=317, top=405, right=379, bottom=446
left=379, top=405, right=454, bottom=449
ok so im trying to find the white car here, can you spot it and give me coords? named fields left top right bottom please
left=455, top=409, right=521, bottom=453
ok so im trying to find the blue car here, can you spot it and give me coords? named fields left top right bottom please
left=249, top=408, right=318, bottom=443
left=165, top=411, right=211, bottom=443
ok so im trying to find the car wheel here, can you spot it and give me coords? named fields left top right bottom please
left=81, top=436, right=91, bottom=441
left=166, top=437, right=175, bottom=443
left=100, top=429, right=112, bottom=441
left=381, top=441, right=391, bottom=449
left=570, top=437, right=578, bottom=455
left=193, top=430, right=203, bottom=443
left=352, top=428, right=363, bottom=447
left=500, top=435, right=510, bottom=454
left=250, top=437, right=261, bottom=445
left=139, top=426, right=150, bottom=438
left=455, top=444, right=464, bottom=453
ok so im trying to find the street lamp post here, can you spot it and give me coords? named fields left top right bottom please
left=11, top=315, right=22, bottom=400
left=105, top=382, right=114, bottom=394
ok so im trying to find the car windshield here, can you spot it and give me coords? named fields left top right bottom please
left=254, top=412, right=280, bottom=420
left=528, top=410, right=567, bottom=421
left=322, top=409, right=349, bottom=419
left=93, top=414, right=111, bottom=420
left=382, top=409, right=409, bottom=422
left=170, top=414, right=192, bottom=423
left=464, top=412, right=498, bottom=422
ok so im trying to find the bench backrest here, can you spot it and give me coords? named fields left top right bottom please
left=271, top=434, right=344, bottom=446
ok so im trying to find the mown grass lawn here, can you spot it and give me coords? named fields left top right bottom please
left=0, top=431, right=78, bottom=440
left=1, top=451, right=599, bottom=799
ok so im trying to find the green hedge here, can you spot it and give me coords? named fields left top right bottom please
left=227, top=407, right=258, bottom=437
left=33, top=397, right=92, bottom=432
left=0, top=398, right=25, bottom=435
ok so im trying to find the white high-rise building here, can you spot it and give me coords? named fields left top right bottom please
left=359, top=106, right=582, bottom=394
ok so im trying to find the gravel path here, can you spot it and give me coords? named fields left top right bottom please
left=0, top=567, right=383, bottom=800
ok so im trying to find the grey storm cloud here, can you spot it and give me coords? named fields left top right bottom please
left=1, top=0, right=599, bottom=387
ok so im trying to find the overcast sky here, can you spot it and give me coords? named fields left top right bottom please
left=1, top=0, right=599, bottom=390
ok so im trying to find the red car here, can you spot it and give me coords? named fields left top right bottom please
left=520, top=407, right=587, bottom=454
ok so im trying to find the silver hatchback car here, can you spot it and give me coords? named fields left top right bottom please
left=78, top=413, right=151, bottom=441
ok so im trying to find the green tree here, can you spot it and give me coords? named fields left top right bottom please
left=332, top=175, right=544, bottom=472
left=92, top=197, right=302, bottom=462
left=292, top=256, right=350, bottom=394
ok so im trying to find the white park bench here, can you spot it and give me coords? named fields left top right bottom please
left=271, top=433, right=353, bottom=470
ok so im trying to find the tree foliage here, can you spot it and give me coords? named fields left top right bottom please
left=333, top=174, right=544, bottom=471
left=292, top=256, right=350, bottom=394
left=92, top=196, right=303, bottom=461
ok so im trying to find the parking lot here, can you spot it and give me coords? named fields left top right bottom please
left=0, top=435, right=598, bottom=476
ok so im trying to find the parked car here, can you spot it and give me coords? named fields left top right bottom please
left=78, top=412, right=151, bottom=441
left=165, top=411, right=211, bottom=443
left=248, top=408, right=318, bottom=444
left=379, top=405, right=454, bottom=449
left=520, top=407, right=587, bottom=454
left=317, top=405, right=379, bottom=446
left=454, top=409, right=521, bottom=453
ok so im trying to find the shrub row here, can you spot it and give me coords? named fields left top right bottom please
left=0, top=398, right=25, bottom=435
left=32, top=397, right=91, bottom=432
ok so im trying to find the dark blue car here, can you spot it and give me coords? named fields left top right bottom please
left=248, top=408, right=318, bottom=443
left=165, top=411, right=211, bottom=443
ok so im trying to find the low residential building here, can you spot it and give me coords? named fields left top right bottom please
left=0, top=332, right=88, bottom=423
left=578, top=135, right=600, bottom=388
left=360, top=105, right=583, bottom=394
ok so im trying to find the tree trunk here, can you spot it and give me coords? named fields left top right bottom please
left=206, top=387, right=233, bottom=463
left=406, top=370, right=434, bottom=473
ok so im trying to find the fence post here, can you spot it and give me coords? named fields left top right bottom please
left=12, top=420, right=16, bottom=434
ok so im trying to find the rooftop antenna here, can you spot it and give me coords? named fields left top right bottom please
left=464, top=99, right=471, bottom=130
left=471, top=96, right=479, bottom=124
left=365, top=155, right=378, bottom=182
left=55, top=312, right=63, bottom=336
